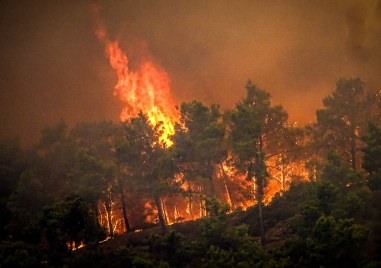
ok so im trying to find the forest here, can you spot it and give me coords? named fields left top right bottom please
left=1, top=77, right=381, bottom=267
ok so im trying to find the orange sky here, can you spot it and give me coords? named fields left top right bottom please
left=1, top=0, right=381, bottom=147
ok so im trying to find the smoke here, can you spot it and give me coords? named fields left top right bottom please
left=345, top=2, right=369, bottom=62
left=1, top=0, right=381, bottom=146
left=342, top=0, right=381, bottom=91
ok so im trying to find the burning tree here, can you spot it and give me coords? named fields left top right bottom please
left=172, top=101, right=227, bottom=218
left=90, top=8, right=314, bottom=232
left=69, top=121, right=124, bottom=236
left=265, top=124, right=307, bottom=193
left=116, top=113, right=178, bottom=232
left=228, top=81, right=289, bottom=244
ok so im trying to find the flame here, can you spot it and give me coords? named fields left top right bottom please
left=94, top=11, right=178, bottom=146
left=91, top=7, right=311, bottom=232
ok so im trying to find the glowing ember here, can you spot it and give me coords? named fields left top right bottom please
left=94, top=10, right=178, bottom=146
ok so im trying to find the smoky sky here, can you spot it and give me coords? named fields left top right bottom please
left=1, top=0, right=381, bottom=147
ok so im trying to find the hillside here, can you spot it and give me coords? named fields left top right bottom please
left=1, top=79, right=381, bottom=267
left=68, top=177, right=381, bottom=268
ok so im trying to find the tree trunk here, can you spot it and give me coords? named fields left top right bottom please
left=199, top=186, right=206, bottom=218
left=161, top=198, right=170, bottom=224
left=208, top=162, right=216, bottom=196
left=174, top=204, right=180, bottom=222
left=120, top=187, right=131, bottom=233
left=257, top=178, right=265, bottom=245
left=93, top=201, right=99, bottom=223
left=351, top=134, right=357, bottom=171
left=154, top=195, right=168, bottom=233
left=187, top=180, right=195, bottom=220
left=281, top=157, right=285, bottom=191
left=104, top=200, right=114, bottom=237
left=188, top=197, right=194, bottom=220
left=257, top=136, right=266, bottom=245
left=220, top=163, right=234, bottom=209
left=209, top=176, right=216, bottom=197
left=351, top=127, right=362, bottom=171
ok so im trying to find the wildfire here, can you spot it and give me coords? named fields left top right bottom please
left=91, top=6, right=310, bottom=236
left=93, top=8, right=178, bottom=146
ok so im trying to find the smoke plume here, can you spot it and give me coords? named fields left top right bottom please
left=1, top=0, right=381, bottom=146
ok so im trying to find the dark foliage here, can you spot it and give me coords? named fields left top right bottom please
left=1, top=78, right=381, bottom=267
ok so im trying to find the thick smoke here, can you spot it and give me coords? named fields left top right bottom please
left=342, top=0, right=381, bottom=91
left=1, top=0, right=381, bottom=146
left=345, top=2, right=370, bottom=62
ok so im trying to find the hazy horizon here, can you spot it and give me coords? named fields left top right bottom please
left=1, top=0, right=381, bottom=146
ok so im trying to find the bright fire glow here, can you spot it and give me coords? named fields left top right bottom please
left=92, top=6, right=310, bottom=234
left=94, top=12, right=178, bottom=146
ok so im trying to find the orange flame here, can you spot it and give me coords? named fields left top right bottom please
left=94, top=10, right=178, bottom=146
left=92, top=7, right=310, bottom=231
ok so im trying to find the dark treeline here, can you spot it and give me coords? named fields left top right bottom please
left=1, top=78, right=381, bottom=267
